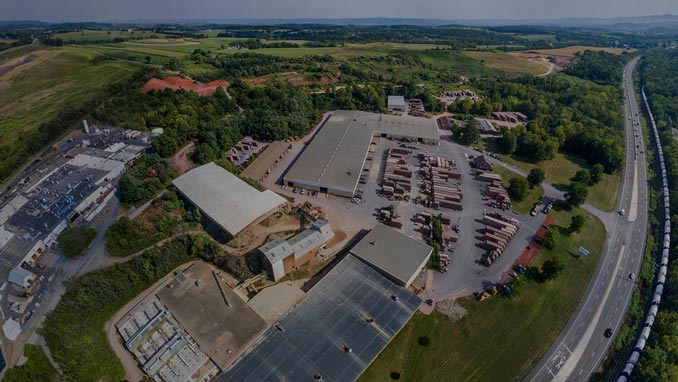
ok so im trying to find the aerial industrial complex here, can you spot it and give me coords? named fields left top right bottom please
left=0, top=125, right=151, bottom=340
left=284, top=110, right=439, bottom=197
left=172, top=163, right=287, bottom=238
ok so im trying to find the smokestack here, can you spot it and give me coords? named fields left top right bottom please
left=83, top=120, right=90, bottom=134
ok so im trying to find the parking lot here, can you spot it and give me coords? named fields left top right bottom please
left=264, top=127, right=551, bottom=301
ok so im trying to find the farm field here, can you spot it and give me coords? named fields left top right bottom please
left=0, top=46, right=140, bottom=182
left=53, top=29, right=167, bottom=42
left=464, top=50, right=548, bottom=76
left=498, top=152, right=621, bottom=211
left=524, top=45, right=635, bottom=58
left=361, top=206, right=605, bottom=382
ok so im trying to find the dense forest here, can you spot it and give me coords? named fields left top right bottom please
left=451, top=73, right=626, bottom=172
left=564, top=50, right=631, bottom=86
left=632, top=49, right=678, bottom=382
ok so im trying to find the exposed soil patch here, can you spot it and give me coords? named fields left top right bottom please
left=0, top=51, right=46, bottom=77
left=141, top=76, right=229, bottom=96
left=435, top=298, right=467, bottom=321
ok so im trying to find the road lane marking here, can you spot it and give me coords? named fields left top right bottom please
left=552, top=245, right=627, bottom=381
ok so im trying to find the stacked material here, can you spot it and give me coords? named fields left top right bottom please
left=479, top=212, right=520, bottom=266
left=381, top=148, right=413, bottom=200
left=419, top=153, right=463, bottom=211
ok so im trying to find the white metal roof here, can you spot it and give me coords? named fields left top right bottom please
left=388, top=95, right=406, bottom=107
left=172, top=163, right=286, bottom=236
left=2, top=319, right=21, bottom=341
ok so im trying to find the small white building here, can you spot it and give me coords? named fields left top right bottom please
left=9, top=267, right=35, bottom=288
left=2, top=319, right=22, bottom=341
left=388, top=95, right=406, bottom=112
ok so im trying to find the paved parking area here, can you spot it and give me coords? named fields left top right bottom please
left=264, top=127, right=550, bottom=301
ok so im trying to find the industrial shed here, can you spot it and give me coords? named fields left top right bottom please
left=350, top=224, right=432, bottom=287
left=172, top=163, right=286, bottom=237
left=221, top=254, right=421, bottom=382
left=284, top=110, right=439, bottom=197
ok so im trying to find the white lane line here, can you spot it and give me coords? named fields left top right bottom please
left=552, top=245, right=627, bottom=381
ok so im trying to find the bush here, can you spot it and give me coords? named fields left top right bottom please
left=418, top=336, right=431, bottom=346
left=507, top=177, right=530, bottom=202
left=390, top=371, right=402, bottom=380
left=543, top=229, right=559, bottom=250
left=569, top=215, right=586, bottom=234
left=58, top=226, right=97, bottom=258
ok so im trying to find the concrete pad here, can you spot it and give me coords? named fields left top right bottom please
left=247, top=280, right=306, bottom=324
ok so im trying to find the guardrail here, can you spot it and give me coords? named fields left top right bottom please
left=617, top=88, right=672, bottom=382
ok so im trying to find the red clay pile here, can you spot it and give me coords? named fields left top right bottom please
left=141, top=76, right=229, bottom=96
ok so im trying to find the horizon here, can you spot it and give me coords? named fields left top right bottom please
left=2, top=0, right=678, bottom=24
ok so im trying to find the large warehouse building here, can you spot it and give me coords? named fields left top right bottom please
left=284, top=110, right=439, bottom=197
left=351, top=224, right=432, bottom=287
left=172, top=163, right=286, bottom=237
left=221, top=255, right=421, bottom=382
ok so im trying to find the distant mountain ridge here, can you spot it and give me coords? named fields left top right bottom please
left=1, top=14, right=678, bottom=31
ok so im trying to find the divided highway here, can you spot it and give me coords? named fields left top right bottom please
left=528, top=57, right=648, bottom=382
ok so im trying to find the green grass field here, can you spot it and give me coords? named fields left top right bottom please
left=0, top=47, right=140, bottom=182
left=498, top=152, right=620, bottom=211
left=492, top=165, right=545, bottom=214
left=73, top=45, right=172, bottom=64
left=463, top=51, right=548, bottom=76
left=361, top=207, right=605, bottom=382
left=53, top=29, right=167, bottom=42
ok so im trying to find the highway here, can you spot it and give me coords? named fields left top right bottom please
left=528, top=57, right=649, bottom=382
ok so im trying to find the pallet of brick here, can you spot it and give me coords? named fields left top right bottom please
left=483, top=232, right=508, bottom=247
left=392, top=147, right=411, bottom=155
left=443, top=231, right=458, bottom=243
left=382, top=186, right=394, bottom=196
left=478, top=172, right=502, bottom=183
left=439, top=200, right=463, bottom=211
left=482, top=215, right=517, bottom=233
left=484, top=225, right=513, bottom=240
left=390, top=219, right=403, bottom=229
left=482, top=240, right=504, bottom=252
left=440, top=214, right=452, bottom=225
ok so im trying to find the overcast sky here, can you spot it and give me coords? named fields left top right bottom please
left=3, top=0, right=678, bottom=22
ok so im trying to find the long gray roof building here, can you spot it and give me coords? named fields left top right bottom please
left=350, top=224, right=432, bottom=287
left=172, top=162, right=286, bottom=237
left=221, top=254, right=421, bottom=382
left=284, top=110, right=439, bottom=197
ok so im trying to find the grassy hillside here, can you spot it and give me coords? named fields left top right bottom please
left=0, top=46, right=139, bottom=183
left=361, top=207, right=606, bottom=382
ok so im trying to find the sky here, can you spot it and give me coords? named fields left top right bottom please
left=2, top=0, right=678, bottom=22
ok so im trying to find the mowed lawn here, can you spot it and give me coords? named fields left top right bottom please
left=0, top=47, right=140, bottom=182
left=492, top=165, right=545, bottom=214
left=360, top=207, right=605, bottom=382
left=499, top=152, right=620, bottom=212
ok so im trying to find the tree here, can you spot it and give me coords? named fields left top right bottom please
left=457, top=117, right=480, bottom=145
left=527, top=168, right=546, bottom=188
left=565, top=181, right=588, bottom=207
left=144, top=55, right=151, bottom=64
left=58, top=226, right=97, bottom=258
left=590, top=163, right=604, bottom=185
left=3, top=344, right=57, bottom=382
left=571, top=169, right=591, bottom=185
left=498, top=130, right=517, bottom=154
left=507, top=177, right=530, bottom=202
left=569, top=215, right=586, bottom=234
left=541, top=257, right=565, bottom=281
left=543, top=229, right=559, bottom=250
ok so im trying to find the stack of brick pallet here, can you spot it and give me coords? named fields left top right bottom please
left=477, top=172, right=512, bottom=210
left=479, top=212, right=520, bottom=266
left=419, top=153, right=464, bottom=211
left=381, top=148, right=413, bottom=200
